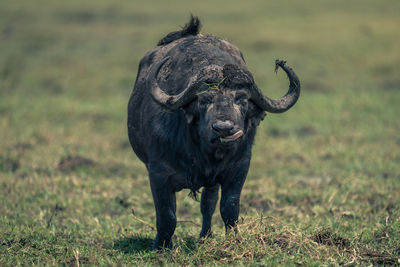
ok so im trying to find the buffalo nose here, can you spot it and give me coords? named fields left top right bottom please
left=212, top=120, right=234, bottom=133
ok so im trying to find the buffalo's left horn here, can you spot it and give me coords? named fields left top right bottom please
left=250, top=60, right=300, bottom=113
left=147, top=57, right=203, bottom=109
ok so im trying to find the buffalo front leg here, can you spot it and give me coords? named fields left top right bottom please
left=220, top=164, right=248, bottom=231
left=220, top=186, right=242, bottom=231
left=200, top=184, right=219, bottom=238
left=148, top=167, right=177, bottom=250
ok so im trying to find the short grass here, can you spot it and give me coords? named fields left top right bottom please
left=1, top=0, right=399, bottom=265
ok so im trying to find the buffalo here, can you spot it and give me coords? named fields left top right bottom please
left=127, top=16, right=300, bottom=249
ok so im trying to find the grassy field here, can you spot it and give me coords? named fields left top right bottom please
left=1, top=0, right=399, bottom=265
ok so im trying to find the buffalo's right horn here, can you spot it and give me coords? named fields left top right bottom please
left=147, top=57, right=203, bottom=109
left=250, top=60, right=300, bottom=113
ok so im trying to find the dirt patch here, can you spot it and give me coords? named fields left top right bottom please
left=320, top=153, right=333, bottom=160
left=312, top=229, right=350, bottom=249
left=294, top=126, right=317, bottom=138
left=381, top=79, right=400, bottom=91
left=12, top=142, right=33, bottom=151
left=268, top=126, right=317, bottom=138
left=56, top=155, right=95, bottom=172
left=115, top=196, right=132, bottom=209
left=360, top=249, right=397, bottom=265
left=65, top=256, right=90, bottom=267
left=271, top=234, right=291, bottom=250
left=268, top=128, right=289, bottom=138
left=41, top=78, right=64, bottom=94
left=0, top=155, right=20, bottom=172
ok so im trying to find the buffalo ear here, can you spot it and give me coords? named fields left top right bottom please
left=248, top=101, right=266, bottom=127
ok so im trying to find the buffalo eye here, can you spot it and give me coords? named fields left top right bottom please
left=234, top=92, right=248, bottom=106
left=199, top=95, right=213, bottom=108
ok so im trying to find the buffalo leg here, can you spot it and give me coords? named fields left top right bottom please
left=220, top=187, right=241, bottom=231
left=148, top=168, right=176, bottom=250
left=220, top=164, right=248, bottom=231
left=200, top=184, right=219, bottom=238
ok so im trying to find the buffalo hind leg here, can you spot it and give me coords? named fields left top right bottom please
left=149, top=168, right=176, bottom=250
left=200, top=184, right=219, bottom=238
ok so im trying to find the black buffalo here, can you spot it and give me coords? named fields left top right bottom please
left=127, top=16, right=300, bottom=249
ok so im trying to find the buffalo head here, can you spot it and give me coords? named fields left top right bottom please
left=147, top=56, right=300, bottom=158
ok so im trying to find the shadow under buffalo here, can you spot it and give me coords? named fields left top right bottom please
left=111, top=235, right=199, bottom=253
left=112, top=236, right=154, bottom=253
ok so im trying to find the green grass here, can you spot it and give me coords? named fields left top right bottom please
left=1, top=0, right=400, bottom=265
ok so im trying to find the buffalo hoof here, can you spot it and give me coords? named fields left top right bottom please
left=151, top=235, right=172, bottom=251
left=199, top=229, right=213, bottom=239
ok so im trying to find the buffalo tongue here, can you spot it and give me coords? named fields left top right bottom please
left=219, top=130, right=244, bottom=143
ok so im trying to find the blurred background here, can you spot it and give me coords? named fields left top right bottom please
left=1, top=0, right=399, bottom=265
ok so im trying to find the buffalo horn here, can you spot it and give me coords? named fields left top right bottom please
left=250, top=60, right=300, bottom=113
left=148, top=57, right=203, bottom=109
